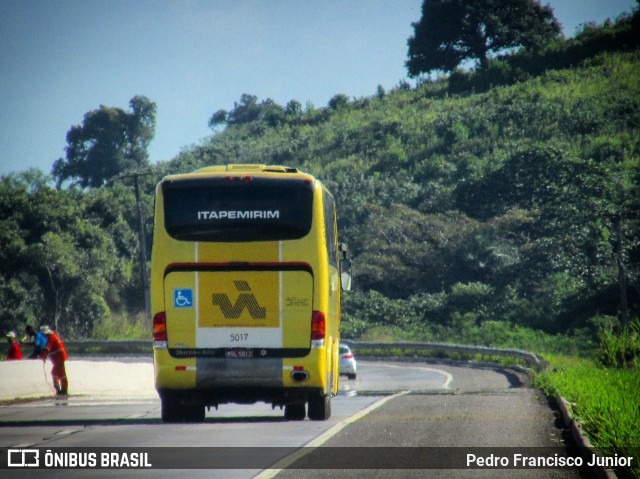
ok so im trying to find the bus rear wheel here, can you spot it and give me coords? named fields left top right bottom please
left=160, top=392, right=205, bottom=423
left=308, top=393, right=331, bottom=421
left=160, top=392, right=183, bottom=423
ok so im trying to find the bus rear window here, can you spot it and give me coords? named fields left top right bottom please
left=162, top=177, right=314, bottom=242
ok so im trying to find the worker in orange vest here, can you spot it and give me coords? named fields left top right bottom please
left=40, top=325, right=69, bottom=395
left=5, top=331, right=23, bottom=360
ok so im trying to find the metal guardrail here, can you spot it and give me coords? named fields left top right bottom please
left=64, top=340, right=545, bottom=369
left=64, top=340, right=152, bottom=354
left=341, top=341, right=546, bottom=370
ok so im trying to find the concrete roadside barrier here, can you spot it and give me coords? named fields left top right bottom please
left=0, top=360, right=155, bottom=400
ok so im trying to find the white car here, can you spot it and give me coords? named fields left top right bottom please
left=339, top=343, right=357, bottom=380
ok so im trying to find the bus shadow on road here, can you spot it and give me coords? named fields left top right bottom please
left=0, top=415, right=289, bottom=427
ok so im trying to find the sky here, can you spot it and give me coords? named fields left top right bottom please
left=0, top=0, right=637, bottom=177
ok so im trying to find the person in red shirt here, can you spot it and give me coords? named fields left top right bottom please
left=5, top=331, right=23, bottom=360
left=40, top=325, right=69, bottom=395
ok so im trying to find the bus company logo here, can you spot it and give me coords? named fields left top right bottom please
left=197, top=210, right=280, bottom=220
left=212, top=281, right=266, bottom=319
left=8, top=449, right=39, bottom=467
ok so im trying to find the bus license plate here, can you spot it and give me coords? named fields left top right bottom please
left=225, top=349, right=253, bottom=359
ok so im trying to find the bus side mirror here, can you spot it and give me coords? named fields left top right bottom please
left=340, top=258, right=352, bottom=292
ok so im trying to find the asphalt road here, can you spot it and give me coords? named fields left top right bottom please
left=0, top=359, right=591, bottom=478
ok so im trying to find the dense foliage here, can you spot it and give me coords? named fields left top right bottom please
left=52, top=96, right=157, bottom=188
left=0, top=12, right=638, bottom=344
left=0, top=169, right=151, bottom=336
left=406, top=0, right=561, bottom=75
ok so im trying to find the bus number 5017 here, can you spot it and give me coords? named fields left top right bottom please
left=230, top=333, right=248, bottom=342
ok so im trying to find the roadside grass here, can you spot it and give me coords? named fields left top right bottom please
left=350, top=321, right=594, bottom=356
left=533, top=355, right=640, bottom=479
left=351, top=323, right=639, bottom=477
left=91, top=311, right=149, bottom=341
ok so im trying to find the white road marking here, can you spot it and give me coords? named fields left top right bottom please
left=373, top=362, right=454, bottom=389
left=254, top=390, right=410, bottom=479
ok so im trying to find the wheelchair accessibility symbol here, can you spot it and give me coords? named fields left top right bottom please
left=174, top=288, right=193, bottom=308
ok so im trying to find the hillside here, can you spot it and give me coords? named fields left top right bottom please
left=162, top=51, right=639, bottom=350
left=1, top=16, right=638, bottom=349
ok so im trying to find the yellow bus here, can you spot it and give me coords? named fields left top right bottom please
left=151, top=164, right=351, bottom=422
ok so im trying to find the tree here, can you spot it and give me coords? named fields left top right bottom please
left=286, top=100, right=302, bottom=117
left=229, top=94, right=260, bottom=124
left=209, top=94, right=292, bottom=129
left=328, top=94, right=350, bottom=111
left=0, top=172, right=134, bottom=337
left=52, top=96, right=157, bottom=188
left=406, top=0, right=561, bottom=76
left=208, top=109, right=228, bottom=129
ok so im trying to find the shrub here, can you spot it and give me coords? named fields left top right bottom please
left=596, top=317, right=640, bottom=368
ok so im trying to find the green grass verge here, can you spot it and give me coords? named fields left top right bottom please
left=533, top=355, right=640, bottom=479
left=91, top=311, right=150, bottom=340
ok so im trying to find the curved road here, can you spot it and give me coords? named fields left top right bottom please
left=0, top=359, right=589, bottom=478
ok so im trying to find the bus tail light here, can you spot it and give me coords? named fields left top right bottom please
left=153, top=312, right=167, bottom=349
left=311, top=310, right=325, bottom=348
